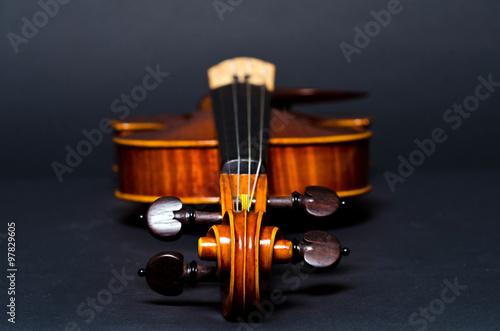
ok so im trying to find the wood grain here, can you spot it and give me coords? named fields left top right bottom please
left=112, top=109, right=370, bottom=203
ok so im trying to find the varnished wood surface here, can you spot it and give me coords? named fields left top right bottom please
left=267, top=138, right=370, bottom=196
left=112, top=108, right=371, bottom=146
left=300, top=230, right=342, bottom=268
left=141, top=251, right=218, bottom=297
left=112, top=108, right=371, bottom=203
left=116, top=144, right=220, bottom=201
left=199, top=170, right=270, bottom=317
left=219, top=172, right=268, bottom=317
left=199, top=210, right=267, bottom=318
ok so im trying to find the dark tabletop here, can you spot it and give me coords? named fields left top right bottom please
left=2, top=169, right=499, bottom=330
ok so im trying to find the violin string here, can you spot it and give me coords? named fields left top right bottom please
left=230, top=61, right=241, bottom=212
left=246, top=60, right=252, bottom=211
left=249, top=64, right=266, bottom=207
left=221, top=82, right=235, bottom=210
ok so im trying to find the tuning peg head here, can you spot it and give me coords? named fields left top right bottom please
left=303, top=186, right=340, bottom=217
left=147, top=197, right=183, bottom=238
left=139, top=251, right=186, bottom=296
left=299, top=230, right=346, bottom=268
left=138, top=251, right=218, bottom=296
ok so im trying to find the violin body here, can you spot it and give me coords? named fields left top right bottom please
left=112, top=99, right=372, bottom=204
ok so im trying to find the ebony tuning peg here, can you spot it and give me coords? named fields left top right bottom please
left=291, top=230, right=350, bottom=268
left=138, top=251, right=217, bottom=296
left=147, top=197, right=222, bottom=238
left=267, top=186, right=340, bottom=217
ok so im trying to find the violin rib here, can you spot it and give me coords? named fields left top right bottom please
left=112, top=108, right=371, bottom=203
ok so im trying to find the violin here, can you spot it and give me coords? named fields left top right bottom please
left=114, top=57, right=370, bottom=319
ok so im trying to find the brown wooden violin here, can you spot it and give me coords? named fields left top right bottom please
left=111, top=76, right=371, bottom=206
left=114, top=57, right=370, bottom=319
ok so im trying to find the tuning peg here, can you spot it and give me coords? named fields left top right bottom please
left=290, top=230, right=349, bottom=268
left=147, top=197, right=222, bottom=238
left=267, top=186, right=340, bottom=217
left=138, top=251, right=217, bottom=296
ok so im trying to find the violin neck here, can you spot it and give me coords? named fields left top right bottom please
left=207, top=57, right=275, bottom=174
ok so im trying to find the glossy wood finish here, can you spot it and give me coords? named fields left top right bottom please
left=198, top=209, right=267, bottom=318
left=268, top=138, right=370, bottom=196
left=219, top=172, right=268, bottom=317
left=299, top=230, right=342, bottom=268
left=197, top=175, right=344, bottom=317
left=115, top=144, right=220, bottom=204
left=140, top=251, right=218, bottom=296
left=112, top=108, right=371, bottom=203
left=224, top=210, right=263, bottom=318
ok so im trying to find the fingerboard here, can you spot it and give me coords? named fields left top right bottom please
left=207, top=57, right=275, bottom=175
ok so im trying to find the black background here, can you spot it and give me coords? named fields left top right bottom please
left=1, top=1, right=499, bottom=330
